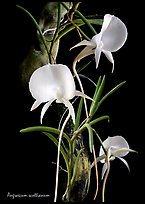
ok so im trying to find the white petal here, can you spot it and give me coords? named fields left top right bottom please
left=101, top=14, right=113, bottom=34
left=97, top=154, right=106, bottom=162
left=91, top=33, right=101, bottom=46
left=95, top=47, right=102, bottom=69
left=91, top=15, right=113, bottom=48
left=102, top=50, right=114, bottom=72
left=40, top=99, right=55, bottom=124
left=99, top=136, right=129, bottom=158
left=91, top=15, right=112, bottom=53
left=75, top=46, right=95, bottom=62
left=29, top=64, right=57, bottom=102
left=101, top=15, right=128, bottom=52
left=113, top=148, right=137, bottom=157
left=101, top=163, right=108, bottom=180
left=63, top=99, right=75, bottom=124
left=70, top=39, right=95, bottom=50
left=75, top=90, right=93, bottom=101
left=29, top=64, right=76, bottom=102
left=30, top=100, right=42, bottom=111
left=116, top=157, right=130, bottom=172
left=51, top=64, right=76, bottom=100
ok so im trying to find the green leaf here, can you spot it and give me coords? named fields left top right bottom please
left=75, top=9, right=97, bottom=35
left=56, top=18, right=102, bottom=42
left=20, top=127, right=70, bottom=172
left=93, top=130, right=107, bottom=155
left=43, top=132, right=69, bottom=170
left=85, top=124, right=94, bottom=153
left=16, top=4, right=49, bottom=58
left=89, top=76, right=102, bottom=112
left=76, top=115, right=109, bottom=135
left=98, top=81, right=126, bottom=107
left=60, top=2, right=99, bottom=35
left=74, top=98, right=83, bottom=131
left=20, top=126, right=71, bottom=145
left=79, top=74, right=97, bottom=87
left=89, top=75, right=105, bottom=118
left=70, top=148, right=84, bottom=185
left=89, top=115, right=110, bottom=126
left=77, top=58, right=95, bottom=74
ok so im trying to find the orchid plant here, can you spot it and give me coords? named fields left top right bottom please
left=17, top=2, right=136, bottom=202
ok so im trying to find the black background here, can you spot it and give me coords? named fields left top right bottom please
left=1, top=0, right=144, bottom=202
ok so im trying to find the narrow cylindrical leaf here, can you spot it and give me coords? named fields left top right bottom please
left=89, top=75, right=105, bottom=118
left=85, top=124, right=94, bottom=153
left=20, top=126, right=71, bottom=145
left=98, top=81, right=126, bottom=106
left=74, top=98, right=83, bottom=131
left=43, top=132, right=68, bottom=163
left=89, top=115, right=110, bottom=126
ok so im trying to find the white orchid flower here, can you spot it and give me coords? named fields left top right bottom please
left=99, top=136, right=136, bottom=179
left=71, top=14, right=128, bottom=72
left=29, top=63, right=91, bottom=124
left=29, top=63, right=92, bottom=202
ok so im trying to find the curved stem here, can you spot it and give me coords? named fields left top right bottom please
left=73, top=60, right=89, bottom=118
left=75, top=9, right=97, bottom=35
left=93, top=129, right=107, bottom=155
left=61, top=2, right=97, bottom=36
left=93, top=145, right=99, bottom=200
left=102, top=152, right=110, bottom=202
left=89, top=115, right=109, bottom=126
left=54, top=113, right=71, bottom=202
left=16, top=4, right=50, bottom=59
left=43, top=132, right=69, bottom=173
left=49, top=2, right=61, bottom=63
left=20, top=126, right=71, bottom=149
left=66, top=139, right=74, bottom=201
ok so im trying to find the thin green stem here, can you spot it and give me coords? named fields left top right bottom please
left=70, top=148, right=84, bottom=186
left=16, top=4, right=50, bottom=59
left=73, top=22, right=91, bottom=40
left=93, top=129, right=107, bottom=155
left=20, top=126, right=71, bottom=149
left=55, top=18, right=102, bottom=42
left=62, top=135, right=76, bottom=201
left=49, top=2, right=61, bottom=63
left=43, top=132, right=69, bottom=173
left=60, top=2, right=70, bottom=11
left=73, top=115, right=109, bottom=139
left=67, top=136, right=74, bottom=201
left=72, top=60, right=89, bottom=119
left=89, top=115, right=110, bottom=126
left=75, top=10, right=97, bottom=35
left=61, top=2, right=97, bottom=35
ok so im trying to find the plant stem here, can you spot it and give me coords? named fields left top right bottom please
left=54, top=113, right=71, bottom=202
left=16, top=4, right=50, bottom=59
left=102, top=152, right=110, bottom=202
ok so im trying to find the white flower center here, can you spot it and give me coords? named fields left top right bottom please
left=98, top=40, right=104, bottom=49
left=55, top=88, right=63, bottom=103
